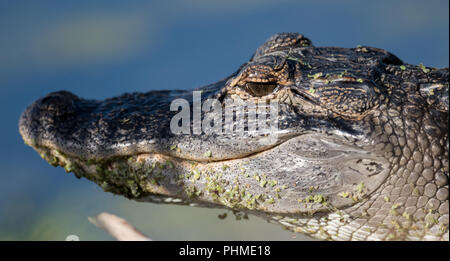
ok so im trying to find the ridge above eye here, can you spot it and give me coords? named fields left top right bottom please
left=245, top=82, right=277, bottom=97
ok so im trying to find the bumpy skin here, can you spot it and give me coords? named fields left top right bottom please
left=19, top=33, right=449, bottom=240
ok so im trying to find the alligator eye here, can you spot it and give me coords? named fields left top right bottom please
left=245, top=82, right=277, bottom=97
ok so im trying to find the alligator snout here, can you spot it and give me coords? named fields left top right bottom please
left=19, top=91, right=81, bottom=148
left=19, top=84, right=294, bottom=162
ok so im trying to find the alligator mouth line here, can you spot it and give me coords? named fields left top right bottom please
left=29, top=132, right=301, bottom=167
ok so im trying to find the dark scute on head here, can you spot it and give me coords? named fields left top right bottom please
left=251, top=32, right=313, bottom=60
left=382, top=54, right=403, bottom=66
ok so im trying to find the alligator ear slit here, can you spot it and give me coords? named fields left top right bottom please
left=290, top=88, right=319, bottom=105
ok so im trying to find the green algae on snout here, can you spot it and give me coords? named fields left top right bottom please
left=307, top=72, right=323, bottom=79
left=419, top=63, right=430, bottom=73
left=269, top=180, right=277, bottom=187
left=192, top=170, right=201, bottom=181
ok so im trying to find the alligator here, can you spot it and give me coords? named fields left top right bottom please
left=19, top=33, right=449, bottom=241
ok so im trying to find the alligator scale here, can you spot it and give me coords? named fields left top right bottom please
left=19, top=33, right=449, bottom=241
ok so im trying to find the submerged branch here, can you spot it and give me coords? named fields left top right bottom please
left=88, top=212, right=151, bottom=241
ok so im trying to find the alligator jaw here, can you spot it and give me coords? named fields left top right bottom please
left=26, top=127, right=391, bottom=217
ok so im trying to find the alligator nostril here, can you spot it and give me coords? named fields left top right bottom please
left=39, top=91, right=79, bottom=118
left=19, top=91, right=80, bottom=146
left=40, top=91, right=78, bottom=105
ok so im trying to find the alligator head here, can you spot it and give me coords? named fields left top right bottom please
left=19, top=33, right=449, bottom=240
